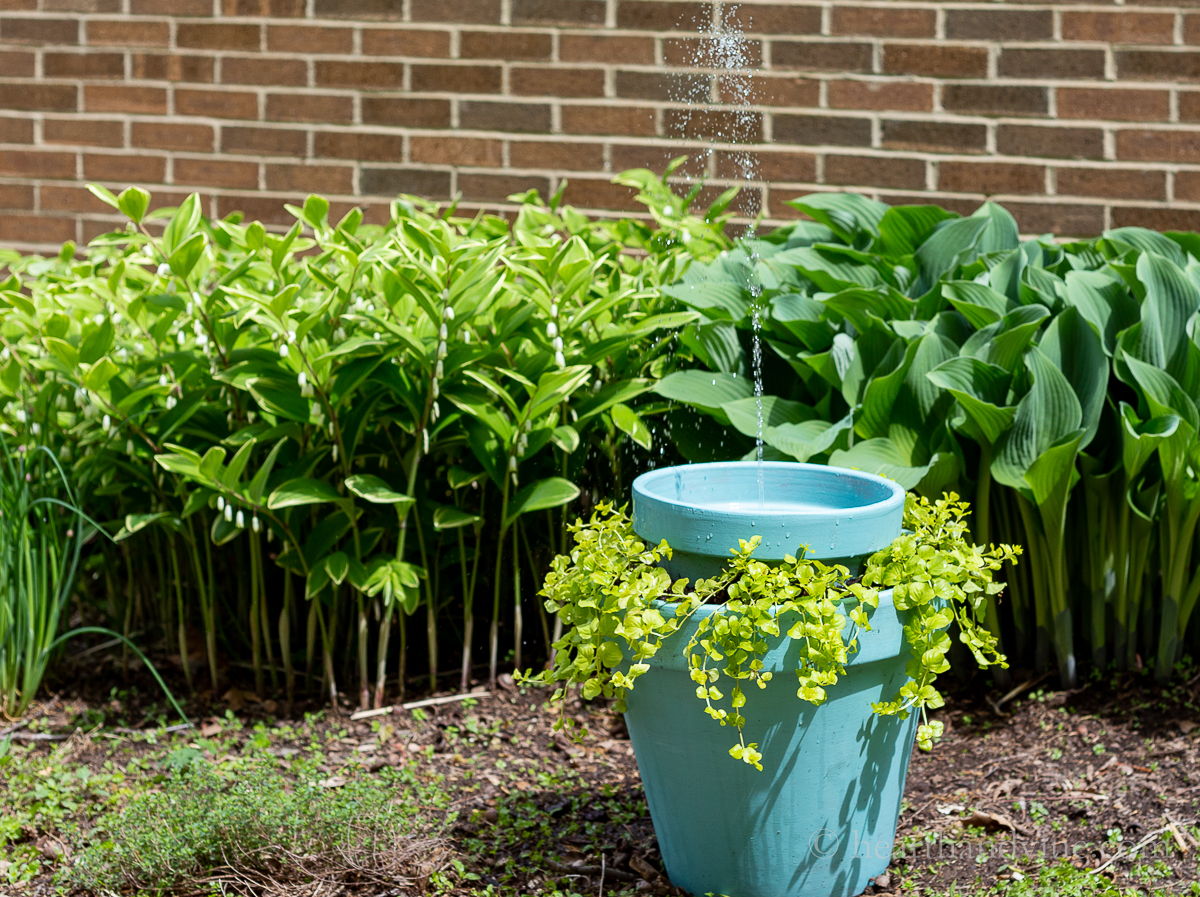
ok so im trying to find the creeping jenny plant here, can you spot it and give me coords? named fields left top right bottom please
left=521, top=493, right=1020, bottom=769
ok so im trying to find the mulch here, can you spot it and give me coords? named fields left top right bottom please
left=8, top=666, right=1200, bottom=895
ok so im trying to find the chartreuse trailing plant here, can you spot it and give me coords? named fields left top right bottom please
left=521, top=493, right=1020, bottom=769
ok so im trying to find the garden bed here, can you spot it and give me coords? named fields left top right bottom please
left=4, top=668, right=1200, bottom=896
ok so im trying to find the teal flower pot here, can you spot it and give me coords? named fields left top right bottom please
left=627, top=462, right=914, bottom=897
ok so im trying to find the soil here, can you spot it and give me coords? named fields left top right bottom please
left=7, top=664, right=1200, bottom=895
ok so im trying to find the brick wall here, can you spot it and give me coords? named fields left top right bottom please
left=2, top=0, right=1199, bottom=249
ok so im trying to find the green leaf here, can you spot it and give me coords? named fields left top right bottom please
left=722, top=395, right=815, bottom=439
left=87, top=184, right=121, bottom=212
left=927, top=356, right=1014, bottom=445
left=345, top=474, right=415, bottom=509
left=829, top=438, right=938, bottom=491
left=993, top=347, right=1084, bottom=489
left=611, top=403, right=652, bottom=450
left=878, top=205, right=959, bottom=258
left=79, top=320, right=114, bottom=365
left=117, top=186, right=150, bottom=224
left=661, top=282, right=749, bottom=322
left=942, top=281, right=1008, bottom=329
left=786, top=193, right=888, bottom=244
left=654, top=370, right=753, bottom=425
left=550, top=424, right=580, bottom=453
left=268, top=477, right=342, bottom=510
left=162, top=193, right=202, bottom=256
left=324, top=551, right=349, bottom=586
left=505, top=477, right=580, bottom=527
left=247, top=377, right=310, bottom=423
left=83, top=357, right=119, bottom=392
left=433, top=506, right=482, bottom=530
left=168, top=232, right=206, bottom=279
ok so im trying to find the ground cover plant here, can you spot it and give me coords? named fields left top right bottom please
left=653, top=192, right=1200, bottom=688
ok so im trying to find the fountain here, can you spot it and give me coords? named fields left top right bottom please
left=624, top=462, right=916, bottom=897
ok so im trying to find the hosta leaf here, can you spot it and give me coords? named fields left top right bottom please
left=786, top=193, right=888, bottom=244
left=942, top=281, right=1008, bottom=329
left=993, top=347, right=1083, bottom=489
left=611, top=403, right=652, bottom=450
left=829, top=437, right=938, bottom=491
left=662, top=282, right=749, bottom=322
left=878, top=205, right=959, bottom=258
left=654, top=370, right=753, bottom=425
left=721, top=395, right=815, bottom=438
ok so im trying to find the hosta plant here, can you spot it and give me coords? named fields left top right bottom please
left=520, top=493, right=1020, bottom=768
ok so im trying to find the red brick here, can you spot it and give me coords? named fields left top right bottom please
left=410, top=0, right=500, bottom=24
left=722, top=3, right=821, bottom=35
left=0, top=0, right=36, bottom=10
left=944, top=9, right=1053, bottom=41
left=459, top=101, right=551, bottom=133
left=265, top=163, right=353, bottom=194
left=1058, top=88, right=1170, bottom=123
left=1173, top=171, right=1200, bottom=203
left=461, top=31, right=553, bottom=61
left=882, top=119, right=986, bottom=154
left=943, top=84, right=1048, bottom=117
left=315, top=61, right=404, bottom=89
left=266, top=93, right=353, bottom=124
left=411, top=135, right=503, bottom=167
left=883, top=44, right=987, bottom=79
left=43, top=52, right=124, bottom=79
left=410, top=64, right=501, bottom=93
left=509, top=139, right=604, bottom=171
left=1063, top=12, right=1175, bottom=46
left=132, top=122, right=213, bottom=152
left=267, top=25, right=354, bottom=55
left=774, top=113, right=872, bottom=148
left=939, top=162, right=1046, bottom=196
left=1117, top=129, right=1200, bottom=164
left=828, top=80, right=931, bottom=113
left=663, top=37, right=762, bottom=68
left=132, top=53, right=214, bottom=83
left=773, top=41, right=873, bottom=74
left=178, top=23, right=261, bottom=52
left=3, top=84, right=77, bottom=112
left=560, top=178, right=642, bottom=211
left=220, top=57, right=304, bottom=87
left=1111, top=207, right=1200, bottom=233
left=1056, top=167, right=1166, bottom=201
left=998, top=126, right=1104, bottom=161
left=314, top=131, right=404, bottom=161
left=130, top=0, right=211, bottom=14
left=458, top=172, right=550, bottom=202
left=82, top=153, right=165, bottom=183
left=0, top=214, right=76, bottom=246
left=0, top=184, right=34, bottom=209
left=616, top=1, right=711, bottom=30
left=1188, top=15, right=1200, bottom=46
left=0, top=50, right=34, bottom=77
left=177, top=88, right=259, bottom=120
left=361, top=97, right=451, bottom=128
left=561, top=104, right=657, bottom=136
left=86, top=19, right=169, bottom=47
left=360, top=27, right=450, bottom=57
left=999, top=49, right=1106, bottom=80
left=831, top=6, right=935, bottom=39
left=617, top=70, right=709, bottom=102
left=513, top=0, right=605, bottom=27
left=1118, top=51, right=1200, bottom=83
left=721, top=74, right=818, bottom=108
left=359, top=167, right=451, bottom=197
left=609, top=144, right=705, bottom=177
left=663, top=108, right=762, bottom=143
left=0, top=117, right=34, bottom=144
left=560, top=33, right=654, bottom=65
left=1004, top=202, right=1105, bottom=238
left=0, top=17, right=79, bottom=45
left=174, top=157, right=260, bottom=190
left=84, top=85, right=166, bottom=114
left=43, top=117, right=123, bottom=147
left=224, top=0, right=305, bottom=14
left=221, top=126, right=307, bottom=157
left=0, top=150, right=76, bottom=179
left=215, top=192, right=296, bottom=225
left=714, top=149, right=816, bottom=183
left=825, top=154, right=926, bottom=191
left=511, top=66, right=605, bottom=98
left=1179, top=93, right=1200, bottom=123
